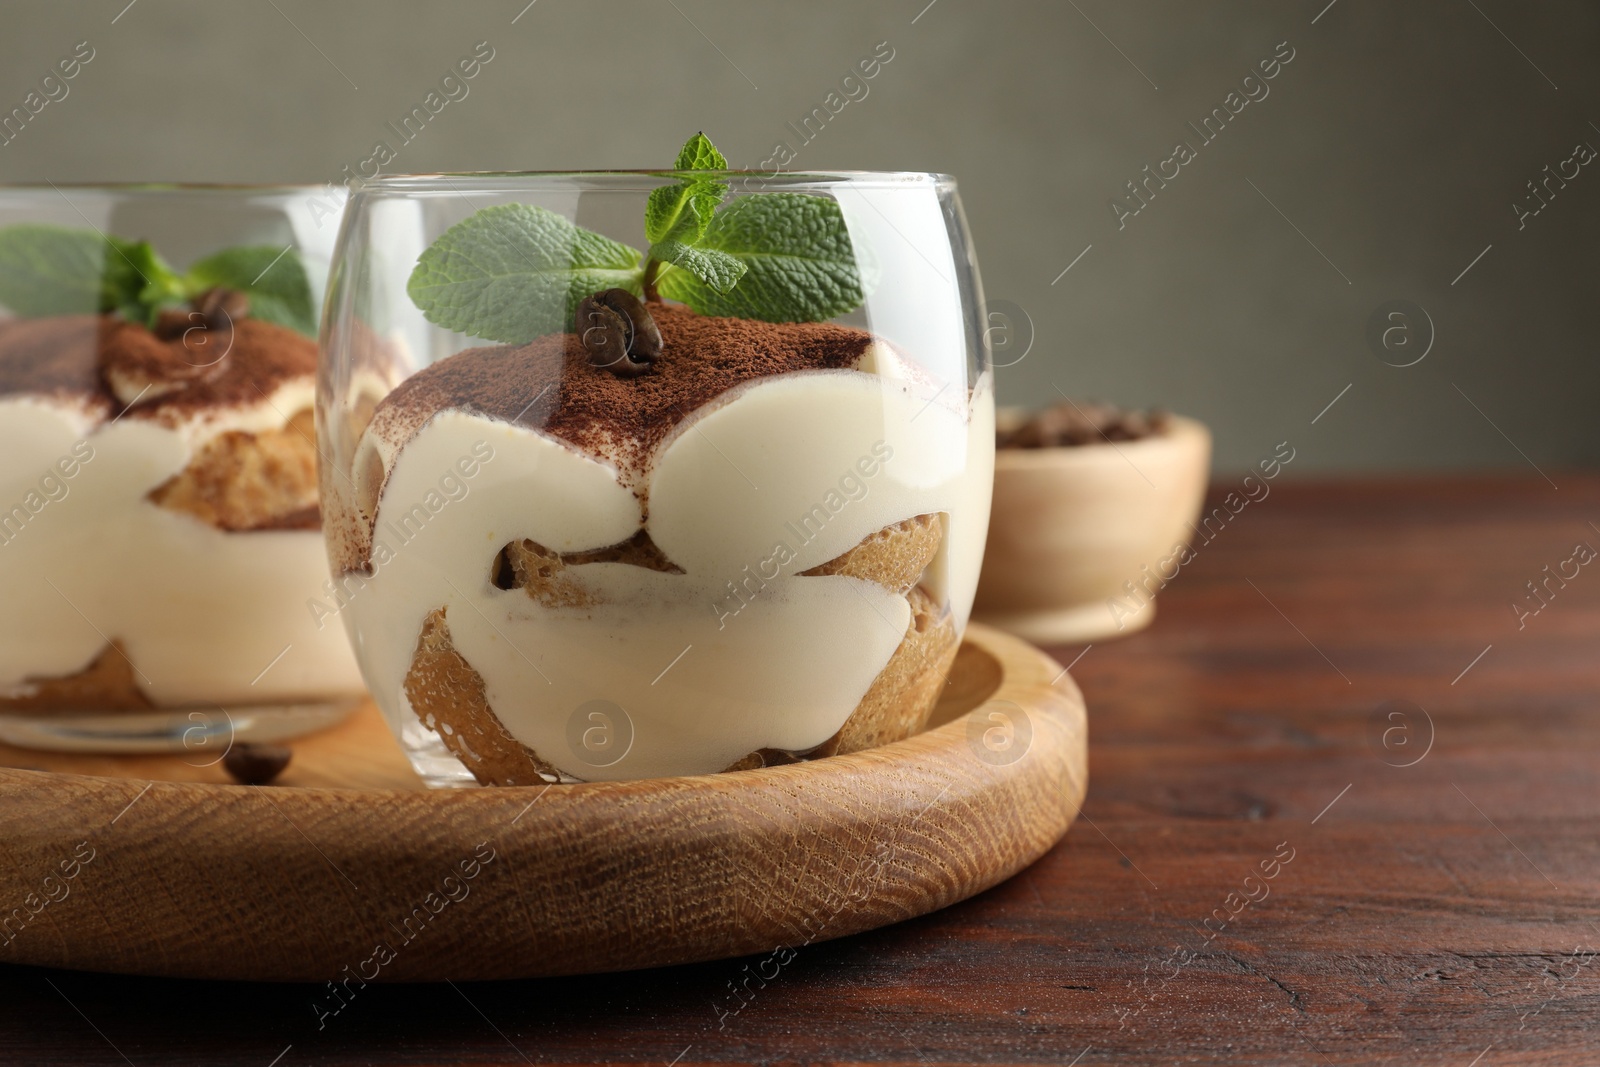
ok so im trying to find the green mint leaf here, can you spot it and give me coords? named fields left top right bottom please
left=650, top=238, right=746, bottom=294
left=644, top=180, right=721, bottom=246
left=106, top=238, right=186, bottom=326
left=408, top=204, right=643, bottom=344
left=185, top=245, right=317, bottom=335
left=675, top=131, right=726, bottom=172
left=657, top=193, right=864, bottom=322
left=0, top=225, right=311, bottom=331
left=646, top=134, right=729, bottom=246
left=0, top=224, right=114, bottom=316
left=0, top=225, right=189, bottom=325
left=644, top=132, right=729, bottom=246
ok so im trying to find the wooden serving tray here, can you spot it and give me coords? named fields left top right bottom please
left=0, top=624, right=1085, bottom=982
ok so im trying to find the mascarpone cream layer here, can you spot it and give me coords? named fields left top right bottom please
left=345, top=355, right=994, bottom=781
left=0, top=393, right=364, bottom=706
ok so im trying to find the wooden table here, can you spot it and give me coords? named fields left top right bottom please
left=3, top=475, right=1597, bottom=1065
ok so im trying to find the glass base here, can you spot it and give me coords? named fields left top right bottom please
left=396, top=717, right=479, bottom=788
left=0, top=700, right=362, bottom=754
left=393, top=716, right=579, bottom=788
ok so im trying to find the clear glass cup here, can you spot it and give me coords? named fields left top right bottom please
left=320, top=171, right=994, bottom=786
left=0, top=185, right=365, bottom=755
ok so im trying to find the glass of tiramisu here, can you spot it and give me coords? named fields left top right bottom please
left=320, top=138, right=995, bottom=786
left=0, top=185, right=366, bottom=752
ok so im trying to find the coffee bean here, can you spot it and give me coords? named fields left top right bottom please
left=152, top=308, right=198, bottom=341
left=576, top=288, right=662, bottom=377
left=192, top=286, right=250, bottom=331
left=223, top=742, right=292, bottom=785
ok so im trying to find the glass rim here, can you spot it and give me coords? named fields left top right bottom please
left=353, top=169, right=956, bottom=192
left=0, top=182, right=336, bottom=196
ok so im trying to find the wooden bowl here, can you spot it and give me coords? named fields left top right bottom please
left=974, top=414, right=1211, bottom=643
left=0, top=623, right=1085, bottom=982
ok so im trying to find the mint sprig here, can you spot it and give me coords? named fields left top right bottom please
left=406, top=132, right=866, bottom=343
left=656, top=194, right=866, bottom=322
left=642, top=132, right=745, bottom=296
left=185, top=245, right=316, bottom=333
left=104, top=238, right=187, bottom=324
left=643, top=132, right=726, bottom=247
left=0, top=223, right=317, bottom=334
left=407, top=204, right=642, bottom=344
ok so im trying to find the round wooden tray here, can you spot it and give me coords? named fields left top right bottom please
left=0, top=624, right=1085, bottom=982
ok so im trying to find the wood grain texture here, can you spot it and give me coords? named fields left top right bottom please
left=0, top=624, right=1086, bottom=983
left=2, top=475, right=1597, bottom=1066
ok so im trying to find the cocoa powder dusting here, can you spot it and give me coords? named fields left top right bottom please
left=99, top=317, right=317, bottom=422
left=0, top=316, right=113, bottom=408
left=379, top=304, right=872, bottom=475
left=0, top=313, right=316, bottom=423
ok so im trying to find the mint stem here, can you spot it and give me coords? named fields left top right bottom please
left=641, top=258, right=663, bottom=303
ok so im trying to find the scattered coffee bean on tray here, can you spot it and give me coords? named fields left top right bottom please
left=223, top=742, right=292, bottom=785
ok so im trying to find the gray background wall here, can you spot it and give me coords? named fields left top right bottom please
left=2, top=0, right=1595, bottom=473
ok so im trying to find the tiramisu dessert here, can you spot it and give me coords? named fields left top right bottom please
left=326, top=136, right=994, bottom=784
left=0, top=223, right=363, bottom=721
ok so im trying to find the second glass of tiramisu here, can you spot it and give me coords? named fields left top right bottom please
left=0, top=185, right=366, bottom=753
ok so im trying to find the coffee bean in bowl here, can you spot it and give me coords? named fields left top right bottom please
left=996, top=400, right=1171, bottom=449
